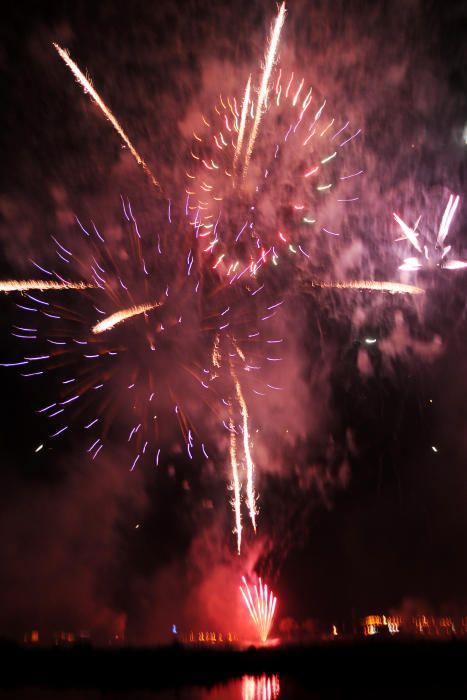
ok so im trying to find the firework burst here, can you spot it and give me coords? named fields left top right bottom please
left=186, top=57, right=362, bottom=281
left=1, top=196, right=283, bottom=550
left=240, top=575, right=277, bottom=643
left=394, top=193, right=465, bottom=271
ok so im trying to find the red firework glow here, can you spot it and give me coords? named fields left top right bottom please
left=240, top=576, right=277, bottom=643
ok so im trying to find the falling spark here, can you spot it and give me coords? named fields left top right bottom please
left=0, top=279, right=94, bottom=293
left=212, top=333, right=221, bottom=368
left=53, top=43, right=160, bottom=191
left=240, top=576, right=277, bottom=643
left=91, top=301, right=162, bottom=334
left=243, top=3, right=286, bottom=179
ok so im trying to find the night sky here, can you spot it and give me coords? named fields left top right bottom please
left=0, top=0, right=467, bottom=644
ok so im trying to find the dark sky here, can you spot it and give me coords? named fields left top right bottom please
left=0, top=0, right=467, bottom=644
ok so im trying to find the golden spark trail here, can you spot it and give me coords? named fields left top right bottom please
left=53, top=43, right=161, bottom=191
left=233, top=75, right=251, bottom=176
left=229, top=419, right=243, bottom=555
left=240, top=576, right=277, bottom=643
left=232, top=367, right=257, bottom=532
left=305, top=279, right=425, bottom=295
left=212, top=333, right=221, bottom=368
left=0, top=279, right=95, bottom=292
left=91, top=301, right=162, bottom=334
left=243, top=3, right=286, bottom=180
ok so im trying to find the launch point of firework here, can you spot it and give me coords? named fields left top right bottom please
left=240, top=576, right=278, bottom=643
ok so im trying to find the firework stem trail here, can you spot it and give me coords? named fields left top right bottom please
left=0, top=279, right=95, bottom=292
left=437, top=194, right=460, bottom=247
left=232, top=367, right=257, bottom=532
left=304, top=279, right=425, bottom=295
left=53, top=43, right=161, bottom=191
left=91, top=301, right=162, bottom=334
left=229, top=420, right=243, bottom=555
left=242, top=3, right=286, bottom=180
left=233, top=75, right=251, bottom=176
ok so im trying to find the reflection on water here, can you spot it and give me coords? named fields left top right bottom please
left=242, top=674, right=280, bottom=700
left=0, top=676, right=280, bottom=700
left=1, top=677, right=466, bottom=700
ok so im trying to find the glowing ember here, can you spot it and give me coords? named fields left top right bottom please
left=240, top=576, right=277, bottom=643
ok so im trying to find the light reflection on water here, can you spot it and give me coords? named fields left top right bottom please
left=242, top=674, right=280, bottom=700
left=0, top=676, right=280, bottom=700
left=1, top=680, right=467, bottom=699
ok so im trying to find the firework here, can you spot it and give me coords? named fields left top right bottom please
left=5, top=3, right=408, bottom=559
left=233, top=75, right=252, bottom=177
left=53, top=43, right=160, bottom=191
left=232, top=365, right=257, bottom=533
left=215, top=290, right=285, bottom=550
left=187, top=59, right=362, bottom=280
left=242, top=3, right=287, bottom=180
left=91, top=301, right=163, bottom=334
left=229, top=419, right=243, bottom=554
left=1, top=196, right=283, bottom=549
left=240, top=575, right=277, bottom=643
left=304, top=279, right=425, bottom=295
left=0, top=280, right=94, bottom=292
left=394, top=193, right=466, bottom=271
left=1, top=200, right=210, bottom=468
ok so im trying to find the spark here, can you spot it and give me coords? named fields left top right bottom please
left=394, top=194, right=465, bottom=271
left=233, top=75, right=252, bottom=175
left=304, top=279, right=425, bottom=295
left=233, top=368, right=257, bottom=532
left=229, top=419, right=243, bottom=555
left=0, top=279, right=94, bottom=293
left=53, top=43, right=160, bottom=191
left=91, top=301, right=162, bottom=334
left=243, top=3, right=286, bottom=179
left=240, top=576, right=277, bottom=643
